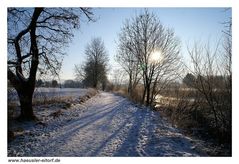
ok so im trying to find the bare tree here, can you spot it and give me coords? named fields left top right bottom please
left=116, top=10, right=181, bottom=106
left=187, top=41, right=219, bottom=127
left=110, top=68, right=126, bottom=90
left=7, top=7, right=94, bottom=120
left=186, top=39, right=231, bottom=135
left=116, top=23, right=141, bottom=97
left=75, top=37, right=109, bottom=89
left=181, top=10, right=232, bottom=143
left=51, top=80, right=58, bottom=88
left=74, top=62, right=86, bottom=83
left=222, top=14, right=232, bottom=100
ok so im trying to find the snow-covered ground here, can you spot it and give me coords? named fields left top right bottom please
left=8, top=87, right=89, bottom=102
left=8, top=92, right=207, bottom=157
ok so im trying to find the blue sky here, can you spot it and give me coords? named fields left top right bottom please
left=60, top=8, right=231, bottom=80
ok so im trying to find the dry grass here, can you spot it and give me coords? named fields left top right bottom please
left=8, top=88, right=99, bottom=120
left=33, top=97, right=73, bottom=107
left=155, top=88, right=231, bottom=156
left=111, top=85, right=144, bottom=105
left=77, top=88, right=98, bottom=103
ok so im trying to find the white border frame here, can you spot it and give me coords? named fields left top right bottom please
left=1, top=0, right=238, bottom=163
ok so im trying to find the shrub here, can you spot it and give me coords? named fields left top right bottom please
left=156, top=87, right=231, bottom=150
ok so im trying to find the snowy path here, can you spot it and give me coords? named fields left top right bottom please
left=9, top=92, right=205, bottom=157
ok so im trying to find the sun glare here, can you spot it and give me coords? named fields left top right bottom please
left=150, top=50, right=162, bottom=63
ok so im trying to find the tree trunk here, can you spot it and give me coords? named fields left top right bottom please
left=146, top=84, right=150, bottom=106
left=17, top=89, right=36, bottom=121
left=141, top=73, right=147, bottom=104
left=93, top=82, right=97, bottom=88
left=128, top=73, right=132, bottom=97
left=8, top=8, right=43, bottom=121
left=141, top=88, right=146, bottom=104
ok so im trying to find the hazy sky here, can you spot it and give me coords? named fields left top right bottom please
left=60, top=8, right=231, bottom=80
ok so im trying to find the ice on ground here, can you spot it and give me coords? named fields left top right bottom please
left=8, top=92, right=207, bottom=157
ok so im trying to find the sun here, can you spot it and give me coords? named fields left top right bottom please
left=150, top=50, right=162, bottom=63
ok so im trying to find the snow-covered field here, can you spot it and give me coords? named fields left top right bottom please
left=8, top=92, right=207, bottom=157
left=8, top=87, right=89, bottom=102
